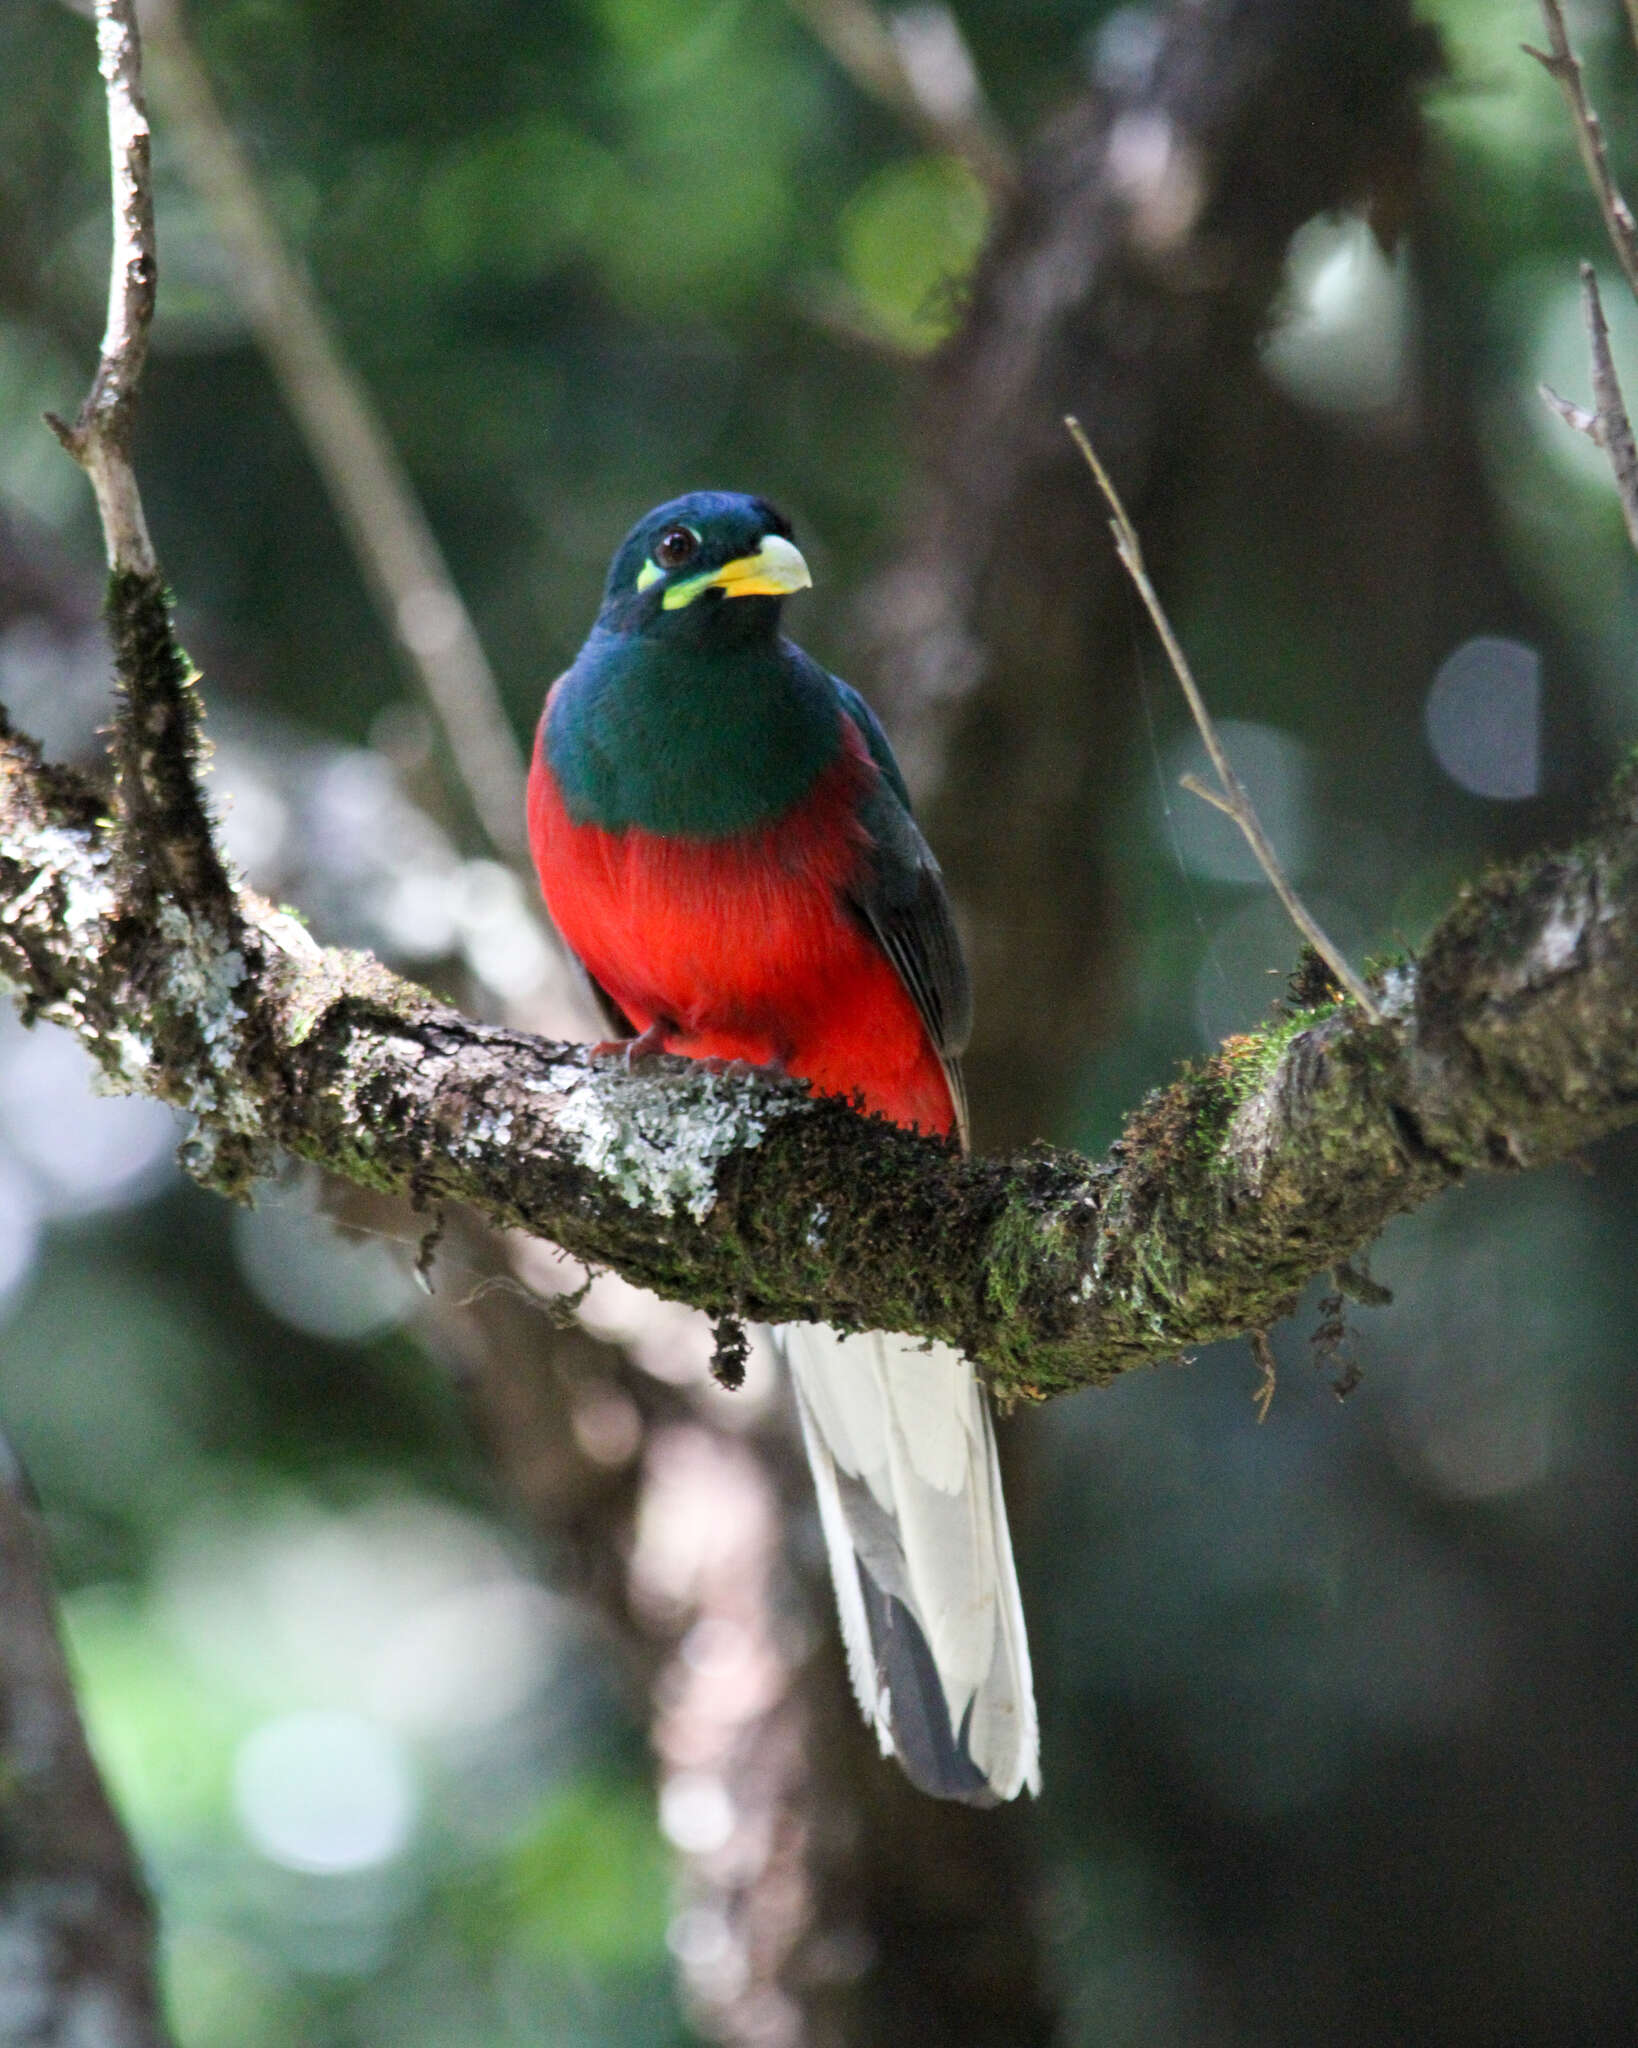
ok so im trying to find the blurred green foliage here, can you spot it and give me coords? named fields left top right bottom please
left=5, top=0, right=1638, bottom=2044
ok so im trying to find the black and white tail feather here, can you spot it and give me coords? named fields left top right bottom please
left=779, top=1323, right=1040, bottom=1804
left=774, top=680, right=1037, bottom=1802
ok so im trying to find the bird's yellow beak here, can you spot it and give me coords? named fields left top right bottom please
left=662, top=533, right=813, bottom=610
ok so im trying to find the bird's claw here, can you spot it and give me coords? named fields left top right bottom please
left=591, top=1020, right=673, bottom=1068
left=699, top=1052, right=790, bottom=1085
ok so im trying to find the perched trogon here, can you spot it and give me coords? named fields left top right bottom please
left=528, top=492, right=1039, bottom=1803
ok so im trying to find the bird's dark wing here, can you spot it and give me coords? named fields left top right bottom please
left=833, top=679, right=973, bottom=1148
left=578, top=963, right=636, bottom=1041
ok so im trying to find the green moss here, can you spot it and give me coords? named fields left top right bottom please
left=1122, top=1010, right=1325, bottom=1184
left=1362, top=946, right=1411, bottom=980
left=1605, top=737, right=1638, bottom=820
left=983, top=1193, right=1061, bottom=1325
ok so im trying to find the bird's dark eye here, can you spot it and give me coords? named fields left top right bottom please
left=654, top=525, right=699, bottom=569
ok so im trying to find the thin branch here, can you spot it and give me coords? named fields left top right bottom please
left=44, top=0, right=156, bottom=577
left=1064, top=416, right=1383, bottom=1023
left=1579, top=261, right=1638, bottom=557
left=1525, top=1, right=1638, bottom=305
left=135, top=0, right=533, bottom=864
left=784, top=0, right=1017, bottom=199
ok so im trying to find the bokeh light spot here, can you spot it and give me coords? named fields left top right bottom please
left=232, top=1192, right=418, bottom=1343
left=0, top=1014, right=178, bottom=1217
left=233, top=1710, right=417, bottom=1874
left=659, top=1770, right=735, bottom=1855
left=839, top=155, right=989, bottom=352
left=1425, top=635, right=1541, bottom=800
left=0, top=1161, right=40, bottom=1309
left=1262, top=212, right=1412, bottom=416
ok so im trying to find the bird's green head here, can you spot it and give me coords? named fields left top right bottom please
left=596, top=491, right=812, bottom=646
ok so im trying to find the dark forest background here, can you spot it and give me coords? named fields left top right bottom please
left=4, top=1, right=1638, bottom=2042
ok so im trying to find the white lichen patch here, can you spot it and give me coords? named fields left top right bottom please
left=0, top=823, right=115, bottom=946
left=1530, top=898, right=1585, bottom=980
left=1484, top=877, right=1597, bottom=1002
left=88, top=1025, right=154, bottom=1092
left=1374, top=961, right=1416, bottom=1022
left=155, top=900, right=259, bottom=1131
left=550, top=1059, right=806, bottom=1221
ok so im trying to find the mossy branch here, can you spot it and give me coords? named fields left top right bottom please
left=8, top=703, right=1638, bottom=1401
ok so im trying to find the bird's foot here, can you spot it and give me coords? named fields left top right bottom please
left=699, top=1051, right=790, bottom=1086
left=591, top=1020, right=673, bottom=1067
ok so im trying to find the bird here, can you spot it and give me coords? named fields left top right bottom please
left=527, top=490, right=1039, bottom=1803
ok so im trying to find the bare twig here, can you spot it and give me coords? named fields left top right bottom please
left=784, top=0, right=1017, bottom=199
left=1577, top=263, right=1638, bottom=556
left=44, top=0, right=156, bottom=577
left=44, top=0, right=240, bottom=945
left=135, top=0, right=533, bottom=864
left=1064, top=416, right=1382, bottom=1023
left=1525, top=1, right=1638, bottom=304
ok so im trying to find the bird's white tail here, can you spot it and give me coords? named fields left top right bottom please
left=778, top=1323, right=1039, bottom=1804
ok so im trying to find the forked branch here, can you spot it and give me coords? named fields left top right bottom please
left=1064, top=416, right=1382, bottom=1023
left=1526, top=0, right=1638, bottom=305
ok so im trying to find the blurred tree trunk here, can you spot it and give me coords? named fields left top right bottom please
left=0, top=1462, right=173, bottom=2048
left=870, top=0, right=1441, bottom=1147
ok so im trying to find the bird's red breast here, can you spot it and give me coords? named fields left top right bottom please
left=528, top=706, right=957, bottom=1139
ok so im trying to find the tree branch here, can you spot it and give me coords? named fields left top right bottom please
left=1526, top=1, right=1638, bottom=306
left=8, top=700, right=1638, bottom=1400
left=1530, top=0, right=1638, bottom=563
left=1576, top=260, right=1638, bottom=556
